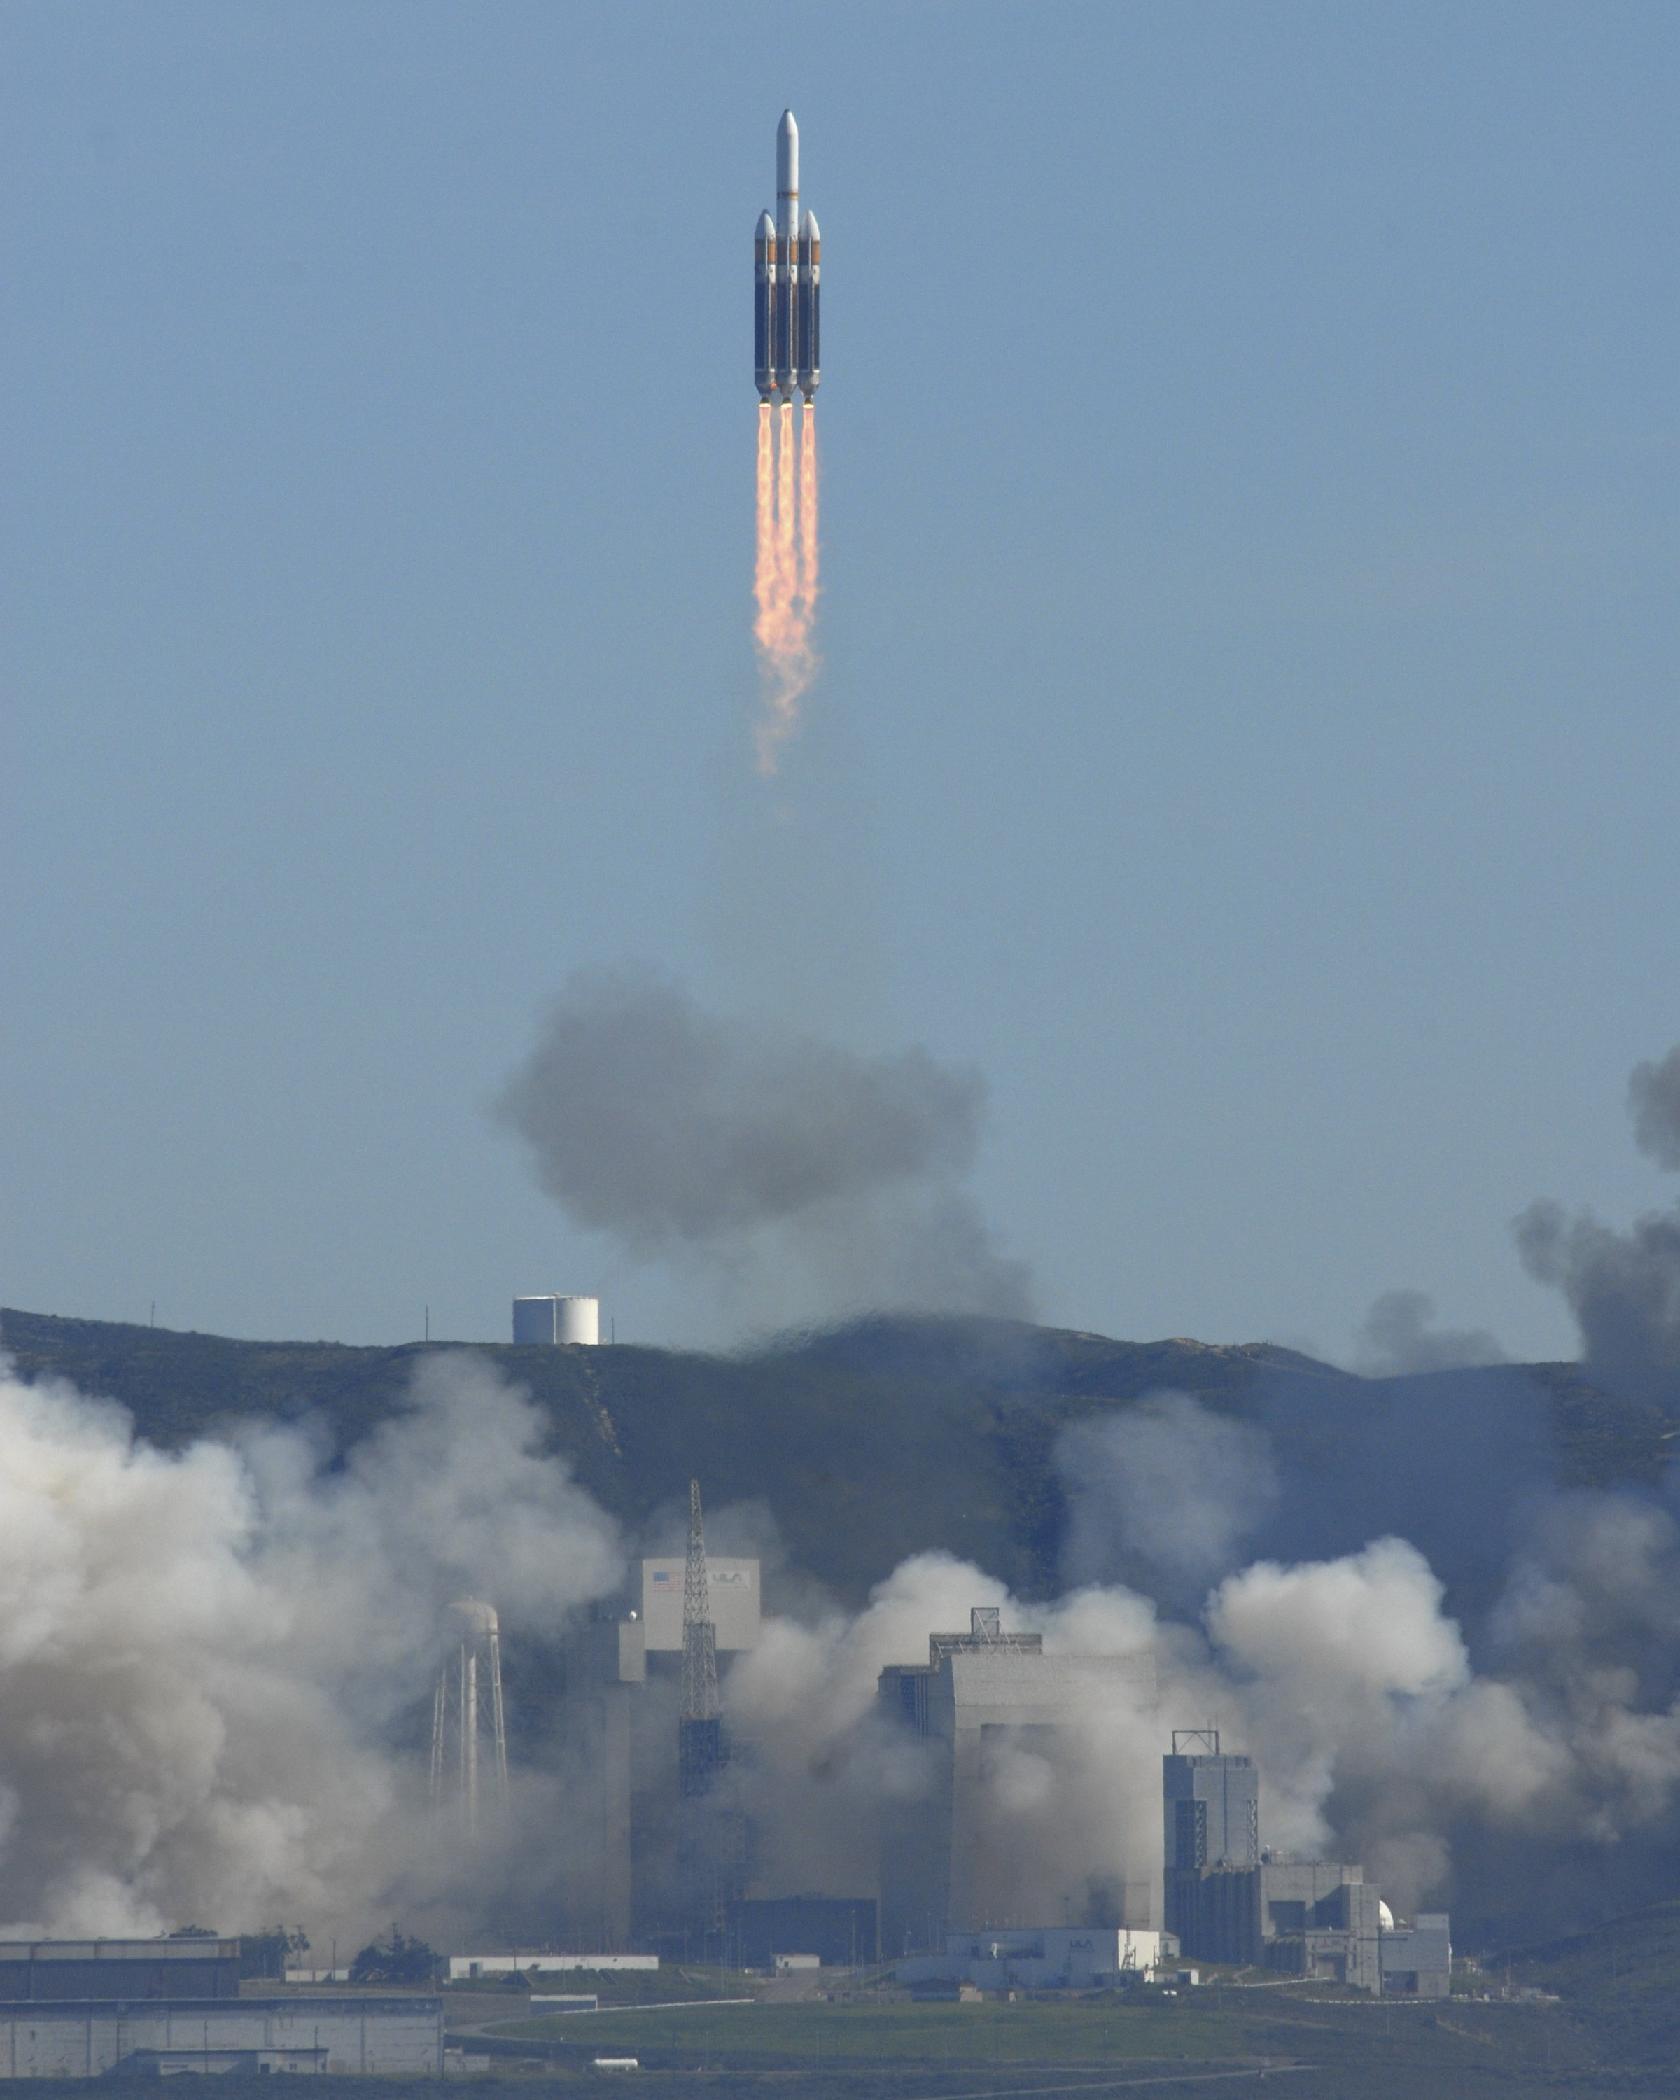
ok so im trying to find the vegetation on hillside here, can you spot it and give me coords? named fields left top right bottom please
left=0, top=1307, right=1666, bottom=1610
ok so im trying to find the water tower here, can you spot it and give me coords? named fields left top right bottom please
left=512, top=1294, right=600, bottom=1345
left=429, top=1598, right=509, bottom=1833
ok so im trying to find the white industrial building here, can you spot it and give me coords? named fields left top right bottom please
left=0, top=1997, right=441, bottom=2078
left=897, top=1927, right=1174, bottom=1992
left=447, top=1954, right=657, bottom=1981
left=638, top=1556, right=760, bottom=1653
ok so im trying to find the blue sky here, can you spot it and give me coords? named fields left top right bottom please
left=3, top=1, right=1674, bottom=1356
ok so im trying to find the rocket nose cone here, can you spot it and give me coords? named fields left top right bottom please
left=801, top=210, right=820, bottom=241
left=757, top=210, right=776, bottom=238
left=778, top=110, right=798, bottom=143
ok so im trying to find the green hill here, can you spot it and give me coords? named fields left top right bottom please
left=0, top=1307, right=1665, bottom=1607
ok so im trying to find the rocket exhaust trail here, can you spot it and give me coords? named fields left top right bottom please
left=753, top=403, right=776, bottom=658
left=752, top=404, right=819, bottom=775
left=797, top=400, right=819, bottom=628
left=776, top=399, right=797, bottom=632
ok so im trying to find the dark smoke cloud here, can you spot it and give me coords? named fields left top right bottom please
left=1516, top=1199, right=1680, bottom=1410
left=1515, top=1040, right=1680, bottom=1412
left=1355, top=1289, right=1509, bottom=1375
left=495, top=966, right=1032, bottom=1326
left=1630, top=1046, right=1680, bottom=1170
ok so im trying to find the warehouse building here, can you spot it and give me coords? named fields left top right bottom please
left=0, top=1996, right=442, bottom=2078
left=0, top=1942, right=242, bottom=2003
left=897, top=1926, right=1174, bottom=1993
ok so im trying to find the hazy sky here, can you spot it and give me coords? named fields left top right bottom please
left=4, top=1, right=1674, bottom=1357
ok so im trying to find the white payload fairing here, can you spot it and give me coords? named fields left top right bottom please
left=754, top=110, right=820, bottom=403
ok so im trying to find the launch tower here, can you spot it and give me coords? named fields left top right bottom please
left=677, top=1481, right=747, bottom=1945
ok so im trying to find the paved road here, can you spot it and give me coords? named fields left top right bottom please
left=923, top=2068, right=1316, bottom=2099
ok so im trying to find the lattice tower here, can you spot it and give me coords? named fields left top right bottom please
left=681, top=1478, right=720, bottom=1722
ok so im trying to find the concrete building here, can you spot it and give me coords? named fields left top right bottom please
left=1380, top=1913, right=1452, bottom=1998
left=1182, top=1860, right=1384, bottom=1990
left=1162, top=1730, right=1259, bottom=1943
left=879, top=1609, right=1155, bottom=1954
left=0, top=1996, right=441, bottom=2078
left=0, top=1942, right=242, bottom=2003
left=897, top=1927, right=1174, bottom=1993
left=1161, top=1738, right=1449, bottom=1995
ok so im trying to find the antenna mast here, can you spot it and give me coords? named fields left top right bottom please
left=681, top=1478, right=721, bottom=1724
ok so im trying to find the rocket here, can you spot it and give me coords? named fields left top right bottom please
left=755, top=110, right=820, bottom=403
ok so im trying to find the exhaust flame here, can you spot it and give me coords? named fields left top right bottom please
left=752, top=401, right=820, bottom=774
left=798, top=398, right=819, bottom=630
left=752, top=404, right=776, bottom=658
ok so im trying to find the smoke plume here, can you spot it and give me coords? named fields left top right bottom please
left=1516, top=1040, right=1680, bottom=1411
left=733, top=1443, right=1680, bottom=1934
left=1629, top=1046, right=1680, bottom=1171
left=1055, top=1394, right=1280, bottom=1604
left=0, top=1350, right=622, bottom=1945
left=495, top=965, right=1032, bottom=1327
left=1354, top=1289, right=1509, bottom=1375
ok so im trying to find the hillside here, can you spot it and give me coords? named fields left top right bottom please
left=0, top=1307, right=1666, bottom=1609
left=1506, top=1899, right=1680, bottom=2071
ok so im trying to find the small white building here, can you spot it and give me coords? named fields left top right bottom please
left=448, top=1953, right=657, bottom=1981
left=896, top=1927, right=1174, bottom=1992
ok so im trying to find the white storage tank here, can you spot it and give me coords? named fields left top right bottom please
left=512, top=1294, right=601, bottom=1345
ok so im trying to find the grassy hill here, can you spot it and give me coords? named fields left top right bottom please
left=0, top=1307, right=1666, bottom=1608
left=1504, top=1898, right=1680, bottom=2069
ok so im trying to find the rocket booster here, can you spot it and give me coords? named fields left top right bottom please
left=755, top=110, right=820, bottom=403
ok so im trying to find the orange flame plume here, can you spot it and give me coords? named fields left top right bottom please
left=752, top=403, right=820, bottom=774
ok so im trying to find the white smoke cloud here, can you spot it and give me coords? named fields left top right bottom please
left=0, top=1352, right=623, bottom=1945
left=730, top=1434, right=1680, bottom=1932
left=1055, top=1393, right=1280, bottom=1601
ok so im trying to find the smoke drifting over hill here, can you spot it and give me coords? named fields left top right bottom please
left=1355, top=1289, right=1509, bottom=1376
left=2, top=1331, right=1679, bottom=1948
left=11, top=1040, right=1680, bottom=1948
left=732, top=1389, right=1680, bottom=1930
left=496, top=965, right=1033, bottom=1327
left=1517, top=1040, right=1680, bottom=1411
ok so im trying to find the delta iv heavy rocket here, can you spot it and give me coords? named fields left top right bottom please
left=754, top=111, right=820, bottom=403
